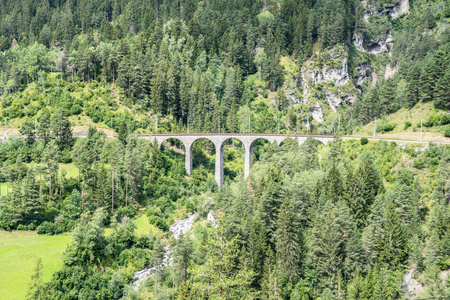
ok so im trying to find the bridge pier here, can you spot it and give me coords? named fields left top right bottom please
left=215, top=141, right=224, bottom=186
left=185, top=142, right=193, bottom=175
left=244, top=143, right=253, bottom=180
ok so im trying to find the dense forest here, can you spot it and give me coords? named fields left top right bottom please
left=0, top=0, right=448, bottom=135
left=0, top=0, right=449, bottom=299
left=2, top=128, right=449, bottom=299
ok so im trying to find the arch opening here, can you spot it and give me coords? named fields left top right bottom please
left=250, top=138, right=272, bottom=164
left=221, top=138, right=245, bottom=182
left=191, top=138, right=216, bottom=174
left=160, top=138, right=186, bottom=154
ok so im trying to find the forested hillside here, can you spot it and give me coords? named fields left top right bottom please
left=0, top=0, right=450, bottom=299
left=0, top=0, right=448, bottom=136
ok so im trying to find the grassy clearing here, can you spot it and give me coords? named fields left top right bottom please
left=0, top=213, right=152, bottom=299
left=353, top=102, right=450, bottom=142
left=135, top=214, right=152, bottom=236
left=0, top=231, right=71, bottom=300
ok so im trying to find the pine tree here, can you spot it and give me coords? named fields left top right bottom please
left=346, top=270, right=368, bottom=300
left=344, top=167, right=366, bottom=228
left=174, top=234, right=193, bottom=285
left=152, top=237, right=166, bottom=299
left=37, top=109, right=51, bottom=142
left=247, top=216, right=267, bottom=287
left=324, top=163, right=343, bottom=203
left=41, top=140, right=60, bottom=197
left=275, top=200, right=302, bottom=284
left=380, top=78, right=397, bottom=115
left=357, top=154, right=381, bottom=212
left=436, top=67, right=450, bottom=110
left=375, top=201, right=408, bottom=269
left=406, top=64, right=421, bottom=108
left=91, top=165, right=111, bottom=212
left=151, top=63, right=166, bottom=114
left=311, top=202, right=343, bottom=290
left=22, top=168, right=40, bottom=224
left=118, top=122, right=128, bottom=145
left=308, top=178, right=322, bottom=225
left=27, top=258, right=45, bottom=299
left=420, top=60, right=436, bottom=102
left=50, top=109, right=73, bottom=150
left=20, top=119, right=36, bottom=145
left=371, top=267, right=400, bottom=300
left=258, top=168, right=284, bottom=243
left=188, top=217, right=255, bottom=298
left=261, top=246, right=282, bottom=299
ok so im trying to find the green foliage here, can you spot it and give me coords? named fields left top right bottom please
left=375, top=201, right=408, bottom=269
left=188, top=217, right=255, bottom=298
left=36, top=221, right=60, bottom=235
left=360, top=137, right=369, bottom=145
left=445, top=126, right=450, bottom=138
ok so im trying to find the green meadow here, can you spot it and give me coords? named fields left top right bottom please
left=0, top=231, right=71, bottom=300
left=0, top=213, right=151, bottom=299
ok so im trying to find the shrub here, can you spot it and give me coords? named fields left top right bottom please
left=115, top=206, right=137, bottom=223
left=37, top=221, right=59, bottom=235
left=444, top=126, right=450, bottom=138
left=360, top=137, right=369, bottom=145
left=147, top=215, right=168, bottom=231
left=413, top=158, right=425, bottom=170
left=381, top=123, right=396, bottom=133
left=17, top=224, right=28, bottom=231
left=404, top=121, right=412, bottom=130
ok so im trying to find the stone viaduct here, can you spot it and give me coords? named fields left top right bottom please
left=142, top=134, right=334, bottom=186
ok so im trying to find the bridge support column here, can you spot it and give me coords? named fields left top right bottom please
left=244, top=142, right=253, bottom=179
left=215, top=142, right=224, bottom=186
left=185, top=142, right=193, bottom=175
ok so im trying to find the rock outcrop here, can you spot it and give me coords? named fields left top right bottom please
left=302, top=57, right=350, bottom=87
left=310, top=103, right=324, bottom=122
left=364, top=0, right=409, bottom=21
left=300, top=46, right=358, bottom=116
left=353, top=32, right=394, bottom=55
left=131, top=214, right=196, bottom=291
left=385, top=62, right=399, bottom=79
left=356, top=62, right=374, bottom=87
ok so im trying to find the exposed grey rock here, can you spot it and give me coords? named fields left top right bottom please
left=363, top=0, right=409, bottom=20
left=310, top=103, right=323, bottom=122
left=385, top=62, right=399, bottom=79
left=341, top=93, right=357, bottom=106
left=353, top=33, right=365, bottom=52
left=356, top=62, right=374, bottom=87
left=353, top=32, right=394, bottom=55
left=170, top=214, right=196, bottom=239
left=402, top=269, right=424, bottom=299
left=326, top=92, right=357, bottom=112
left=326, top=93, right=342, bottom=112
left=131, top=214, right=196, bottom=292
left=387, top=0, right=410, bottom=18
left=302, top=57, right=349, bottom=87
left=288, top=94, right=301, bottom=105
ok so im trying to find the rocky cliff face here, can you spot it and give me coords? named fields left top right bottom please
left=302, top=57, right=350, bottom=87
left=356, top=62, right=374, bottom=87
left=363, top=0, right=410, bottom=20
left=385, top=62, right=399, bottom=79
left=300, top=47, right=358, bottom=119
left=353, top=31, right=394, bottom=55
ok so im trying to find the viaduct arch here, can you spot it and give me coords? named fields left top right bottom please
left=144, top=134, right=334, bottom=186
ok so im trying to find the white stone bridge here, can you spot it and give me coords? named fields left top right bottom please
left=141, top=134, right=334, bottom=186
